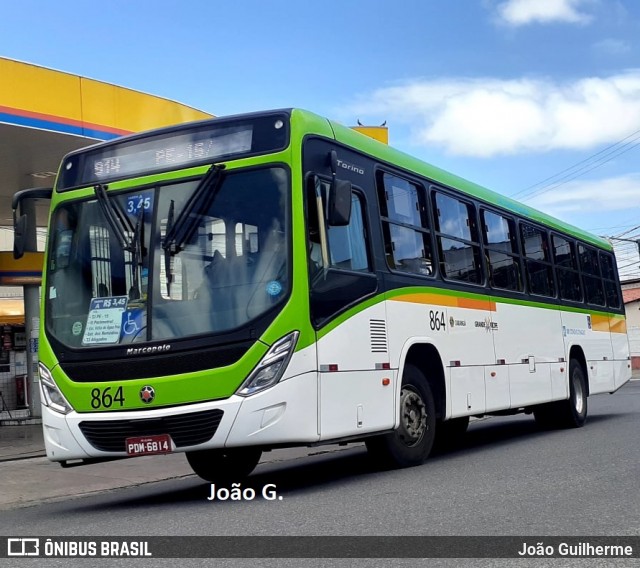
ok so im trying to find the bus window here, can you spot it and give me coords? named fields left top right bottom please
left=553, top=235, right=582, bottom=302
left=579, top=244, right=605, bottom=306
left=307, top=180, right=376, bottom=326
left=326, top=194, right=369, bottom=271
left=433, top=191, right=482, bottom=284
left=600, top=252, right=621, bottom=308
left=481, top=209, right=522, bottom=291
left=378, top=173, right=433, bottom=276
left=520, top=223, right=555, bottom=297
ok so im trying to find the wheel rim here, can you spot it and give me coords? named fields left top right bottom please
left=572, top=373, right=585, bottom=415
left=399, top=386, right=427, bottom=447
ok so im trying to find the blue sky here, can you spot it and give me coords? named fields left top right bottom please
left=3, top=0, right=640, bottom=277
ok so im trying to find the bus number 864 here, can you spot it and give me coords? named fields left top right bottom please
left=429, top=310, right=446, bottom=332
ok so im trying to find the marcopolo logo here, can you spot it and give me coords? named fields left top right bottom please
left=126, top=344, right=171, bottom=356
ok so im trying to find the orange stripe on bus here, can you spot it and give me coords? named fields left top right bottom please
left=458, top=298, right=496, bottom=311
left=392, top=293, right=458, bottom=307
left=590, top=314, right=611, bottom=332
left=609, top=318, right=628, bottom=334
left=391, top=293, right=495, bottom=311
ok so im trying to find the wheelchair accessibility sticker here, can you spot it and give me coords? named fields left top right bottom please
left=122, top=309, right=144, bottom=338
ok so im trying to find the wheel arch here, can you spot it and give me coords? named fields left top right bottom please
left=400, top=341, right=446, bottom=421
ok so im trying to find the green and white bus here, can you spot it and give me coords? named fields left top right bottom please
left=14, top=108, right=631, bottom=481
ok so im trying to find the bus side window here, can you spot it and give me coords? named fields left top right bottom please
left=377, top=172, right=433, bottom=276
left=520, top=223, right=555, bottom=297
left=306, top=175, right=377, bottom=326
left=481, top=209, right=522, bottom=292
left=432, top=191, right=482, bottom=284
left=579, top=244, right=606, bottom=306
left=600, top=252, right=621, bottom=308
left=326, top=193, right=370, bottom=271
left=553, top=235, right=582, bottom=302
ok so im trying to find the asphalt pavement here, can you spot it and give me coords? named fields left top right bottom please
left=0, top=420, right=355, bottom=510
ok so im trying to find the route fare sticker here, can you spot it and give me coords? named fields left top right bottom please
left=82, top=296, right=128, bottom=345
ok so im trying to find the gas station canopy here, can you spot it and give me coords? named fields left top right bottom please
left=0, top=56, right=213, bottom=228
left=0, top=57, right=214, bottom=323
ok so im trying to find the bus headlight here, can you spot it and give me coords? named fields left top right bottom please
left=237, top=331, right=299, bottom=396
left=39, top=362, right=73, bottom=415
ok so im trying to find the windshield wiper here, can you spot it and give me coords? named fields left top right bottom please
left=95, top=184, right=145, bottom=300
left=162, top=163, right=226, bottom=255
left=163, top=200, right=175, bottom=296
left=129, top=206, right=145, bottom=300
left=95, top=184, right=134, bottom=252
left=161, top=164, right=226, bottom=296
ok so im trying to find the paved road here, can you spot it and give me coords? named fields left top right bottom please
left=1, top=381, right=639, bottom=566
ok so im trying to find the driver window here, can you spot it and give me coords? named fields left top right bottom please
left=327, top=194, right=369, bottom=271
left=306, top=179, right=370, bottom=274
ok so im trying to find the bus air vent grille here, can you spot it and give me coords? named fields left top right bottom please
left=78, top=409, right=224, bottom=452
left=370, top=319, right=388, bottom=353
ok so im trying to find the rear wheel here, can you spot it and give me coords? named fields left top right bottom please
left=559, top=358, right=588, bottom=428
left=534, top=358, right=587, bottom=429
left=186, top=448, right=262, bottom=483
left=366, top=364, right=436, bottom=468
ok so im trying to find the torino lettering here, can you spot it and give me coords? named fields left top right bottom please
left=336, top=159, right=364, bottom=175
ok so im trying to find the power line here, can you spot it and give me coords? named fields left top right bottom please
left=520, top=138, right=640, bottom=202
left=511, top=127, right=640, bottom=202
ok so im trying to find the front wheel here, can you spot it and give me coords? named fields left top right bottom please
left=186, top=448, right=262, bottom=483
left=433, top=416, right=469, bottom=451
left=366, top=364, right=436, bottom=468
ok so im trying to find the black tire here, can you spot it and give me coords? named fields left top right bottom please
left=434, top=416, right=469, bottom=451
left=533, top=403, right=559, bottom=429
left=186, top=448, right=262, bottom=483
left=366, top=364, right=436, bottom=468
left=559, top=358, right=588, bottom=428
left=534, top=358, right=587, bottom=429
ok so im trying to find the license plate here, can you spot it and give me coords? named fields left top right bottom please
left=125, top=434, right=173, bottom=456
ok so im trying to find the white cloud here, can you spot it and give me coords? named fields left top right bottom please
left=345, top=71, right=640, bottom=157
left=496, top=0, right=594, bottom=27
left=528, top=174, right=640, bottom=214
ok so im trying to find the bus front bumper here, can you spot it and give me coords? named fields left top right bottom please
left=41, top=371, right=319, bottom=463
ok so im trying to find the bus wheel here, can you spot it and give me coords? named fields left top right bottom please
left=366, top=364, right=436, bottom=468
left=559, top=358, right=588, bottom=428
left=534, top=358, right=587, bottom=429
left=186, top=448, right=262, bottom=483
left=434, top=416, right=469, bottom=451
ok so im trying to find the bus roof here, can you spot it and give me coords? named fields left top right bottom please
left=296, top=109, right=610, bottom=252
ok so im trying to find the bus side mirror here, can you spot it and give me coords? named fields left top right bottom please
left=327, top=150, right=352, bottom=226
left=11, top=186, right=53, bottom=259
left=327, top=179, right=352, bottom=226
left=13, top=214, right=27, bottom=260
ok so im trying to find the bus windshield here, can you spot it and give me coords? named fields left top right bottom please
left=46, top=166, right=289, bottom=348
